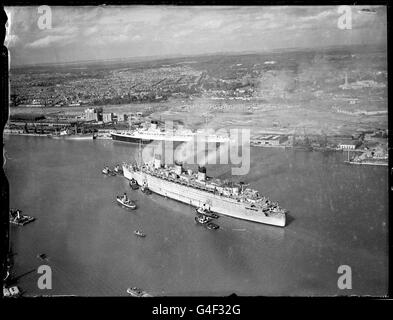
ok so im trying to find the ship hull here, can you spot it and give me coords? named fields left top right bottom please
left=111, top=133, right=152, bottom=144
left=49, top=134, right=95, bottom=140
left=111, top=133, right=228, bottom=145
left=111, top=133, right=186, bottom=150
left=123, top=165, right=285, bottom=227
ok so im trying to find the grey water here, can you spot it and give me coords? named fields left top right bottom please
left=4, top=135, right=388, bottom=296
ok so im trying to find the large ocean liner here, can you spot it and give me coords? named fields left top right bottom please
left=122, top=155, right=287, bottom=227
left=111, top=121, right=229, bottom=144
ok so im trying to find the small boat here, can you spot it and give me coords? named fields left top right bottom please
left=126, top=287, right=152, bottom=297
left=12, top=216, right=35, bottom=226
left=195, top=214, right=212, bottom=225
left=102, top=167, right=116, bottom=176
left=116, top=196, right=137, bottom=209
left=37, top=253, right=48, bottom=261
left=3, top=287, right=11, bottom=297
left=196, top=207, right=219, bottom=219
left=9, top=209, right=35, bottom=226
left=141, top=185, right=152, bottom=195
left=207, top=222, right=219, bottom=230
left=129, top=179, right=139, bottom=190
left=9, top=286, right=21, bottom=297
left=134, top=230, right=146, bottom=237
left=114, top=165, right=123, bottom=174
left=4, top=286, right=21, bottom=298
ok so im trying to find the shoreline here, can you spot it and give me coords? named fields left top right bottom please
left=2, top=133, right=365, bottom=155
left=5, top=133, right=387, bottom=164
left=4, top=132, right=48, bottom=137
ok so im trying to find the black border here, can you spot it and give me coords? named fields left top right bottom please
left=1, top=0, right=392, bottom=5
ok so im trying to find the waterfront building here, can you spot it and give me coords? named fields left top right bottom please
left=84, top=108, right=103, bottom=122
left=117, top=114, right=127, bottom=122
left=338, top=140, right=360, bottom=150
left=103, top=113, right=114, bottom=123
left=253, top=134, right=287, bottom=146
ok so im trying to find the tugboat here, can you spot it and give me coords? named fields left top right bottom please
left=116, top=193, right=137, bottom=210
left=134, top=230, right=146, bottom=237
left=37, top=253, right=48, bottom=261
left=3, top=286, right=21, bottom=298
left=114, top=164, right=123, bottom=174
left=207, top=222, right=219, bottom=230
left=194, top=214, right=212, bottom=225
left=102, top=166, right=116, bottom=176
left=141, top=185, right=152, bottom=195
left=9, top=209, right=35, bottom=226
left=195, top=214, right=219, bottom=230
left=129, top=178, right=139, bottom=190
left=126, top=287, right=152, bottom=297
left=196, top=206, right=219, bottom=219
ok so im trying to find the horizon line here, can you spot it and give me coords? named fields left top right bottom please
left=10, top=43, right=386, bottom=69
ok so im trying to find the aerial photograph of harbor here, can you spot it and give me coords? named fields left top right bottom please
left=1, top=5, right=388, bottom=298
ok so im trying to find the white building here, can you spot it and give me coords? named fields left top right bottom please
left=117, top=114, right=127, bottom=122
left=84, top=108, right=103, bottom=122
left=338, top=141, right=359, bottom=150
left=102, top=113, right=114, bottom=123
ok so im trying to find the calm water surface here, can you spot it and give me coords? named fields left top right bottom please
left=4, top=136, right=388, bottom=296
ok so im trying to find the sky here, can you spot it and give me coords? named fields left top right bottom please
left=4, top=5, right=387, bottom=66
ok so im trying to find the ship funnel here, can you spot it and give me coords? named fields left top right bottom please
left=198, top=166, right=206, bottom=181
left=154, top=154, right=162, bottom=169
left=151, top=121, right=158, bottom=130
left=174, top=161, right=183, bottom=175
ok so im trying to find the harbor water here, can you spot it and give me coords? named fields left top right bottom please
left=4, top=135, right=388, bottom=296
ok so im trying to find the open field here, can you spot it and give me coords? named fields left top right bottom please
left=10, top=98, right=387, bottom=137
